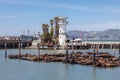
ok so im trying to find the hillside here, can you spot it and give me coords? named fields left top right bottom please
left=67, top=29, right=120, bottom=40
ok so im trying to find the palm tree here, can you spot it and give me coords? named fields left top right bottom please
left=41, top=24, right=51, bottom=43
left=54, top=17, right=60, bottom=38
left=50, top=19, right=54, bottom=38
left=42, top=24, right=49, bottom=34
left=50, top=19, right=54, bottom=27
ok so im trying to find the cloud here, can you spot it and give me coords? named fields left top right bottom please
left=1, top=0, right=120, bottom=14
left=69, top=21, right=120, bottom=31
left=0, top=15, right=25, bottom=18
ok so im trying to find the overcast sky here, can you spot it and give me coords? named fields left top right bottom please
left=0, top=0, right=120, bottom=36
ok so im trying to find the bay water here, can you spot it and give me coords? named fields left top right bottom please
left=0, top=49, right=120, bottom=80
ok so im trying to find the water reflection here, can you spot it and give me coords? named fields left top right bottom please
left=0, top=49, right=120, bottom=80
left=93, top=67, right=97, bottom=80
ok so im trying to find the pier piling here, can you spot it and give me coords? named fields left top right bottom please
left=4, top=42, right=7, bottom=58
left=37, top=43, right=40, bottom=61
left=119, top=44, right=120, bottom=59
left=93, top=44, right=96, bottom=66
left=93, top=52, right=96, bottom=66
left=18, top=41, right=21, bottom=59
left=93, top=44, right=96, bottom=53
left=113, top=43, right=116, bottom=57
left=71, top=43, right=74, bottom=57
left=65, top=40, right=69, bottom=63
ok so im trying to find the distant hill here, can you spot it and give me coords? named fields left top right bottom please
left=67, top=29, right=120, bottom=40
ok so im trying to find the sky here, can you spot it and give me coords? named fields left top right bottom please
left=0, top=0, right=120, bottom=36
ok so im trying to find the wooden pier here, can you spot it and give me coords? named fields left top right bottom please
left=0, top=40, right=32, bottom=49
left=68, top=41, right=120, bottom=49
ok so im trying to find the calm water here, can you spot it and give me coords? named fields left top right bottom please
left=0, top=49, right=120, bottom=80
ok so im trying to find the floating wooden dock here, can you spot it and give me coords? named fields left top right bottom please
left=8, top=52, right=120, bottom=67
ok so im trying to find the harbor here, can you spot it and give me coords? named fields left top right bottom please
left=1, top=0, right=120, bottom=80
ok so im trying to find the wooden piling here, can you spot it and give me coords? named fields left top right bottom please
left=75, top=42, right=77, bottom=50
left=110, top=44, right=112, bottom=49
left=93, top=52, right=96, bottom=66
left=21, top=43, right=23, bottom=49
left=93, top=44, right=96, bottom=52
left=70, top=42, right=74, bottom=58
left=102, top=44, right=104, bottom=49
left=91, top=44, right=92, bottom=49
left=113, top=43, right=116, bottom=57
left=93, top=44, right=96, bottom=66
left=4, top=42, right=7, bottom=58
left=37, top=43, right=40, bottom=61
left=96, top=44, right=99, bottom=54
left=72, top=43, right=74, bottom=54
left=119, top=44, right=120, bottom=59
left=65, top=40, right=69, bottom=63
left=18, top=41, right=21, bottom=59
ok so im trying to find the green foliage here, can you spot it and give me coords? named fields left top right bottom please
left=50, top=19, right=54, bottom=27
left=41, top=24, right=51, bottom=43
left=41, top=17, right=61, bottom=44
left=50, top=26, right=54, bottom=38
left=49, top=19, right=54, bottom=38
left=42, top=24, right=49, bottom=34
left=41, top=33, right=51, bottom=43
left=54, top=17, right=60, bottom=38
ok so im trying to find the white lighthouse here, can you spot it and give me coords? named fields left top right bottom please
left=57, top=16, right=68, bottom=47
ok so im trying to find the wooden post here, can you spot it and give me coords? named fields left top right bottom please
left=113, top=43, right=116, bottom=57
left=93, top=44, right=96, bottom=52
left=4, top=42, right=7, bottom=58
left=75, top=42, right=77, bottom=50
left=91, top=44, right=92, bottom=49
left=21, top=42, right=23, bottom=49
left=65, top=40, right=68, bottom=63
left=37, top=43, right=40, bottom=61
left=18, top=41, right=21, bottom=59
left=96, top=44, right=99, bottom=54
left=93, top=52, right=96, bottom=66
left=70, top=42, right=74, bottom=58
left=93, top=44, right=96, bottom=66
left=119, top=44, right=120, bottom=59
left=110, top=44, right=112, bottom=49
left=102, top=44, right=104, bottom=49
left=72, top=43, right=74, bottom=54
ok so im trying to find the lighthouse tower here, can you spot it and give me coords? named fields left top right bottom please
left=57, top=16, right=68, bottom=47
